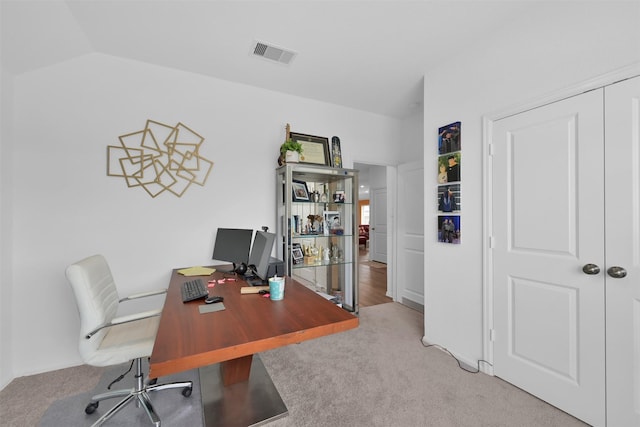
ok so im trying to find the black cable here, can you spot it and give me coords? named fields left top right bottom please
left=107, top=360, right=134, bottom=389
left=421, top=340, right=493, bottom=374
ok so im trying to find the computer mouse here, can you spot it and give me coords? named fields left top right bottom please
left=205, top=296, right=224, bottom=304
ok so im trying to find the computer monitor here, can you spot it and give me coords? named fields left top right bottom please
left=246, top=231, right=276, bottom=285
left=211, top=228, right=253, bottom=273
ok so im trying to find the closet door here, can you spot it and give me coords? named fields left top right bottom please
left=604, top=75, right=640, bottom=427
left=492, top=89, right=606, bottom=426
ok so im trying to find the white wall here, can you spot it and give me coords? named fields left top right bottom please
left=423, top=2, right=640, bottom=366
left=4, top=53, right=400, bottom=378
left=398, top=106, right=424, bottom=164
left=0, top=65, right=15, bottom=389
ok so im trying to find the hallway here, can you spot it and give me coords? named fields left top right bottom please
left=358, top=247, right=392, bottom=307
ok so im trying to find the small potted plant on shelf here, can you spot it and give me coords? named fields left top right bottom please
left=279, top=139, right=303, bottom=164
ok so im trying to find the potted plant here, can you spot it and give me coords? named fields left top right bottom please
left=280, top=139, right=303, bottom=164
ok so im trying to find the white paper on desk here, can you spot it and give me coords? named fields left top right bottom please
left=198, top=302, right=226, bottom=314
left=316, top=291, right=337, bottom=302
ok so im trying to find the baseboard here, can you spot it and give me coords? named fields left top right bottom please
left=401, top=297, right=424, bottom=313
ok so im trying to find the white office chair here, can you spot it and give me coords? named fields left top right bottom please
left=66, top=254, right=193, bottom=427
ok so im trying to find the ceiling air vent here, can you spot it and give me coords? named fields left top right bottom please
left=251, top=40, right=297, bottom=65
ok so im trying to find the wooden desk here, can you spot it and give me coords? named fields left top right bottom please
left=150, top=268, right=358, bottom=425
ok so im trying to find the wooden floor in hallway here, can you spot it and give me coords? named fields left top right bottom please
left=358, top=246, right=392, bottom=307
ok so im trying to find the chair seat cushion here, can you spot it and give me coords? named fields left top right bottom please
left=85, top=317, right=160, bottom=366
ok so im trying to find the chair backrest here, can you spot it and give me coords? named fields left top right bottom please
left=66, top=254, right=120, bottom=361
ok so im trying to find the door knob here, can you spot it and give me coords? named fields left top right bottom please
left=582, top=264, right=600, bottom=275
left=607, top=266, right=627, bottom=279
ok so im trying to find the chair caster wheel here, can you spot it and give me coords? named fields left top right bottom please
left=182, top=387, right=192, bottom=397
left=85, top=402, right=99, bottom=414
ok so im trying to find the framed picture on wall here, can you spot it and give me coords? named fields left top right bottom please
left=437, top=184, right=460, bottom=213
left=437, top=152, right=461, bottom=184
left=438, top=215, right=461, bottom=244
left=438, top=121, right=461, bottom=154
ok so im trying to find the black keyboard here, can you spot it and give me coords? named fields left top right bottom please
left=181, top=279, right=208, bottom=303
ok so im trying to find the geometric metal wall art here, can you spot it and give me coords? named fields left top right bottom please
left=107, top=120, right=214, bottom=198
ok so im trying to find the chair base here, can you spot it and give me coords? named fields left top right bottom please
left=86, top=359, right=192, bottom=427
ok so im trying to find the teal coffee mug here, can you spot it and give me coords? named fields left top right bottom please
left=268, top=276, right=285, bottom=301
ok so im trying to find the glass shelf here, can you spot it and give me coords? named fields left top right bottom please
left=276, top=163, right=358, bottom=313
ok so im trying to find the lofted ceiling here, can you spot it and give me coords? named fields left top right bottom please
left=1, top=0, right=541, bottom=119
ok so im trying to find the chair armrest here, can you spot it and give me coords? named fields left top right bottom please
left=85, top=309, right=162, bottom=339
left=119, top=288, right=167, bottom=302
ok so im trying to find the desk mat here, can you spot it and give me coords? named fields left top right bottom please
left=198, top=302, right=226, bottom=314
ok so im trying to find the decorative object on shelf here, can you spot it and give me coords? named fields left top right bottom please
left=292, top=179, right=310, bottom=201
left=320, top=185, right=329, bottom=202
left=281, top=139, right=303, bottom=163
left=289, top=131, right=331, bottom=166
left=107, top=119, right=213, bottom=198
left=331, top=136, right=343, bottom=168
left=333, top=190, right=345, bottom=203
left=278, top=124, right=303, bottom=165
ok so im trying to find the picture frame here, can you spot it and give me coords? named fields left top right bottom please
left=292, top=243, right=304, bottom=265
left=323, top=210, right=341, bottom=231
left=438, top=215, right=461, bottom=244
left=292, top=179, right=310, bottom=201
left=438, top=121, right=461, bottom=155
left=290, top=132, right=331, bottom=166
left=333, top=190, right=345, bottom=203
left=437, top=152, right=461, bottom=184
left=437, top=184, right=460, bottom=213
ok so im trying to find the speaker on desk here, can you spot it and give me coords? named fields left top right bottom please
left=267, top=257, right=284, bottom=278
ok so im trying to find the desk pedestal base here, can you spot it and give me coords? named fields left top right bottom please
left=200, top=355, right=288, bottom=426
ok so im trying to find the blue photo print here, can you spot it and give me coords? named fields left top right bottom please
left=438, top=215, right=460, bottom=244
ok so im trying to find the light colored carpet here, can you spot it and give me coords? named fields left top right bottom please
left=260, top=302, right=587, bottom=427
left=2, top=302, right=587, bottom=427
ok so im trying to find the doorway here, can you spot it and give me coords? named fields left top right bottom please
left=354, top=162, right=391, bottom=307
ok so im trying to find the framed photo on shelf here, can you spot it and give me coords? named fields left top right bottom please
left=333, top=190, right=345, bottom=203
left=323, top=210, right=341, bottom=231
left=290, top=132, right=331, bottom=166
left=292, top=243, right=304, bottom=264
left=292, top=179, right=310, bottom=201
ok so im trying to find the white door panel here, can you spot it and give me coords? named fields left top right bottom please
left=493, top=89, right=605, bottom=426
left=604, top=76, right=640, bottom=427
left=397, top=161, right=424, bottom=305
left=371, top=188, right=387, bottom=263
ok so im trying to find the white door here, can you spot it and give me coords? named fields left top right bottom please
left=397, top=161, right=424, bottom=306
left=604, top=76, right=640, bottom=427
left=492, top=89, right=606, bottom=426
left=370, top=188, right=387, bottom=263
